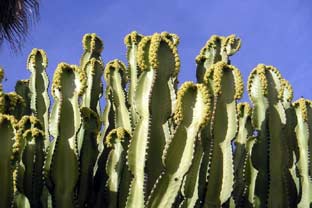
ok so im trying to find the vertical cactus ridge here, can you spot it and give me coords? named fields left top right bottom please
left=27, top=48, right=50, bottom=148
left=76, top=107, right=100, bottom=207
left=81, top=58, right=104, bottom=115
left=293, top=98, right=312, bottom=208
left=247, top=64, right=295, bottom=208
left=124, top=31, right=144, bottom=127
left=46, top=63, right=87, bottom=208
left=80, top=33, right=104, bottom=70
left=196, top=35, right=241, bottom=83
left=126, top=32, right=181, bottom=207
left=0, top=114, right=19, bottom=208
left=105, top=128, right=130, bottom=208
left=146, top=82, right=211, bottom=208
left=104, top=59, right=131, bottom=133
left=281, top=79, right=294, bottom=105
left=17, top=128, right=45, bottom=208
left=15, top=80, right=31, bottom=116
left=178, top=138, right=204, bottom=208
left=202, top=62, right=242, bottom=207
left=231, top=102, right=253, bottom=207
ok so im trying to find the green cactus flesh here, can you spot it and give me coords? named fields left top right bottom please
left=146, top=82, right=211, bottom=208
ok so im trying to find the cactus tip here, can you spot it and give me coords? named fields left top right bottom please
left=82, top=33, right=104, bottom=53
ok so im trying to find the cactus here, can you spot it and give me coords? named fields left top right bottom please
left=27, top=49, right=50, bottom=149
left=146, top=82, right=211, bottom=208
left=293, top=98, right=312, bottom=208
left=247, top=64, right=298, bottom=208
left=1, top=32, right=312, bottom=208
left=44, top=63, right=86, bottom=207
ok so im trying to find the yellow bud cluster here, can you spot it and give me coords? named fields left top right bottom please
left=82, top=33, right=104, bottom=53
left=27, top=48, right=48, bottom=70
left=223, top=34, right=241, bottom=56
left=52, top=63, right=87, bottom=97
left=5, top=93, right=26, bottom=113
left=17, top=115, right=42, bottom=133
left=293, top=98, right=309, bottom=122
left=281, top=79, right=293, bottom=103
left=149, top=33, right=162, bottom=70
left=136, top=32, right=180, bottom=76
left=137, top=36, right=152, bottom=70
left=265, top=65, right=283, bottom=99
left=104, top=59, right=127, bottom=82
left=160, top=32, right=180, bottom=46
left=174, top=82, right=211, bottom=126
left=124, top=31, right=143, bottom=47
left=203, top=62, right=242, bottom=98
left=195, top=35, right=221, bottom=64
left=174, top=82, right=195, bottom=124
left=237, top=102, right=252, bottom=118
left=105, top=127, right=129, bottom=148
left=248, top=64, right=268, bottom=97
left=22, top=128, right=45, bottom=140
left=232, top=67, right=244, bottom=99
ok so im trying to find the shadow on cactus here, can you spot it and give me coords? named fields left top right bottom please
left=0, top=32, right=311, bottom=208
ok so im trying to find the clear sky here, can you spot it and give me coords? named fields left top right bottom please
left=0, top=0, right=312, bottom=101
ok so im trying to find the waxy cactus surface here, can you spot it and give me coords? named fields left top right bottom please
left=0, top=32, right=310, bottom=208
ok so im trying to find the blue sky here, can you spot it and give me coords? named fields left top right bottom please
left=1, top=0, right=312, bottom=101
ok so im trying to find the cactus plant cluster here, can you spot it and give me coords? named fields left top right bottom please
left=0, top=31, right=311, bottom=208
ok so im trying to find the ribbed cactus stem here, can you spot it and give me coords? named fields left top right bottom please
left=105, top=127, right=130, bottom=208
left=19, top=128, right=45, bottom=207
left=126, top=32, right=181, bottom=207
left=77, top=107, right=101, bottom=207
left=202, top=62, right=243, bottom=207
left=293, top=98, right=312, bottom=208
left=124, top=31, right=143, bottom=127
left=104, top=59, right=131, bottom=133
left=146, top=82, right=211, bottom=208
left=231, top=102, right=253, bottom=207
left=248, top=64, right=295, bottom=208
left=0, top=114, right=19, bottom=208
left=45, top=63, right=86, bottom=208
left=27, top=48, right=50, bottom=149
left=196, top=35, right=241, bottom=83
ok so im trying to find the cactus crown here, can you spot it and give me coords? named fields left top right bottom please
left=82, top=33, right=104, bottom=53
left=203, top=61, right=244, bottom=99
left=173, top=81, right=211, bottom=126
left=137, top=33, right=180, bottom=76
left=27, top=48, right=48, bottom=69
left=105, top=127, right=130, bottom=147
left=51, top=63, right=87, bottom=97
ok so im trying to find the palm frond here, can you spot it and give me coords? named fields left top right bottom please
left=0, top=0, right=39, bottom=50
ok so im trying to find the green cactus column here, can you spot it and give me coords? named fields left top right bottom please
left=247, top=64, right=296, bottom=208
left=27, top=49, right=50, bottom=149
left=0, top=114, right=20, bottom=207
left=124, top=31, right=143, bottom=127
left=199, top=61, right=243, bottom=207
left=231, top=103, right=254, bottom=208
left=126, top=32, right=180, bottom=208
left=15, top=116, right=45, bottom=208
left=146, top=82, right=211, bottom=208
left=293, top=98, right=312, bottom=208
left=44, top=63, right=86, bottom=208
